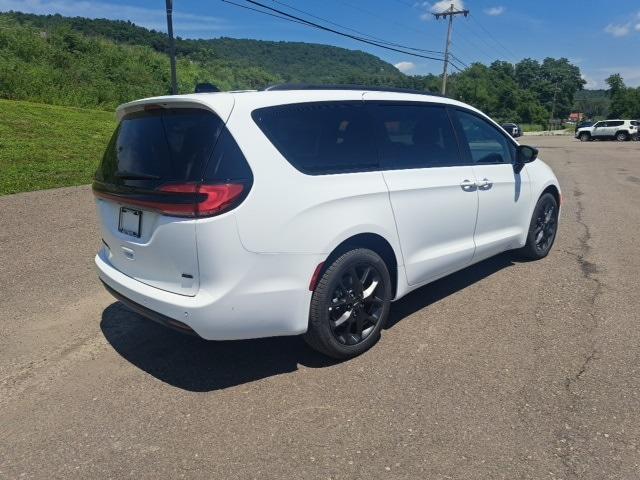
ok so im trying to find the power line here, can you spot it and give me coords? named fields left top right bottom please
left=222, top=0, right=449, bottom=64
left=331, top=0, right=471, bottom=71
left=458, top=21, right=504, bottom=62
left=449, top=52, right=469, bottom=69
left=336, top=0, right=435, bottom=38
left=268, top=0, right=446, bottom=57
left=221, top=0, right=310, bottom=26
left=468, top=13, right=519, bottom=62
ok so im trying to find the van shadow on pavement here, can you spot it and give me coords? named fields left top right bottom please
left=100, top=252, right=515, bottom=392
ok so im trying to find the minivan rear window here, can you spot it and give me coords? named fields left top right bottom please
left=252, top=102, right=378, bottom=175
left=96, top=108, right=224, bottom=187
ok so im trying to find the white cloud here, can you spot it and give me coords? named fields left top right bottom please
left=430, top=0, right=465, bottom=14
left=394, top=61, right=416, bottom=73
left=604, top=22, right=631, bottom=37
left=0, top=0, right=228, bottom=35
left=484, top=6, right=505, bottom=16
left=581, top=74, right=599, bottom=90
left=587, top=64, right=640, bottom=88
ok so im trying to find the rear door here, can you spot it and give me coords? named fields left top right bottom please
left=369, top=101, right=479, bottom=286
left=451, top=108, right=531, bottom=261
left=94, top=107, right=226, bottom=296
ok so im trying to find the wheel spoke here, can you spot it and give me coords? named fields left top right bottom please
left=362, top=278, right=379, bottom=299
left=349, top=267, right=363, bottom=296
left=360, top=266, right=371, bottom=285
left=333, top=308, right=352, bottom=328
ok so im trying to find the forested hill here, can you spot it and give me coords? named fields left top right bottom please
left=2, top=11, right=405, bottom=85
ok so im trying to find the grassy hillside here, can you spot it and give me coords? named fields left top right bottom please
left=0, top=11, right=405, bottom=110
left=0, top=99, right=115, bottom=194
left=5, top=12, right=404, bottom=83
left=0, top=14, right=278, bottom=110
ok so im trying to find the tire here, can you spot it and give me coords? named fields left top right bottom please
left=304, top=248, right=392, bottom=359
left=579, top=132, right=591, bottom=142
left=517, top=193, right=559, bottom=260
left=616, top=131, right=628, bottom=142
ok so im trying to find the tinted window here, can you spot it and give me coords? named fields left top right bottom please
left=97, top=108, right=224, bottom=187
left=594, top=122, right=605, bottom=128
left=608, top=120, right=624, bottom=127
left=371, top=104, right=461, bottom=169
left=204, top=128, right=252, bottom=182
left=455, top=110, right=514, bottom=164
left=631, top=121, right=638, bottom=126
left=252, top=102, right=377, bottom=174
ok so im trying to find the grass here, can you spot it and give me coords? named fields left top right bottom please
left=520, top=124, right=546, bottom=133
left=0, top=99, right=116, bottom=195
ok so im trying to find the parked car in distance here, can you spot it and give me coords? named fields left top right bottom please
left=93, top=85, right=562, bottom=359
left=501, top=123, right=522, bottom=137
left=576, top=119, right=638, bottom=142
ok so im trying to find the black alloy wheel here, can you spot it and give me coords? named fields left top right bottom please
left=517, top=193, right=559, bottom=260
left=533, top=197, right=557, bottom=254
left=327, top=264, right=385, bottom=346
left=304, top=248, right=391, bottom=359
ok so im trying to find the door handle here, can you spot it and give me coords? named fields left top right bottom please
left=460, top=179, right=477, bottom=192
left=477, top=178, right=493, bottom=190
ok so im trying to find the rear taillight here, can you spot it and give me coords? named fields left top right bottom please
left=93, top=183, right=246, bottom=218
left=157, top=183, right=245, bottom=217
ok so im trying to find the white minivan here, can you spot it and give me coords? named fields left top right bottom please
left=94, top=85, right=561, bottom=359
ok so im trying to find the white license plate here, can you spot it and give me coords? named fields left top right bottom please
left=118, top=207, right=142, bottom=238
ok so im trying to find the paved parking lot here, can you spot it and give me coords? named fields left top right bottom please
left=1, top=136, right=639, bottom=479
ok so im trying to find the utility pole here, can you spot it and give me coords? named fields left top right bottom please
left=165, top=0, right=178, bottom=95
left=548, top=79, right=560, bottom=131
left=433, top=3, right=469, bottom=96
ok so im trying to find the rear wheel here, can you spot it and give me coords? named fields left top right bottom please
left=579, top=132, right=591, bottom=142
left=517, top=193, right=559, bottom=260
left=304, top=248, right=391, bottom=359
left=616, top=131, right=628, bottom=142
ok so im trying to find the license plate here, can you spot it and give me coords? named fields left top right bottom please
left=118, top=207, right=142, bottom=238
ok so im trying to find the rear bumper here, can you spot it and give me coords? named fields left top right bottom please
left=101, top=279, right=197, bottom=335
left=95, top=248, right=321, bottom=340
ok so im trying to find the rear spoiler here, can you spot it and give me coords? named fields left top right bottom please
left=115, top=94, right=235, bottom=123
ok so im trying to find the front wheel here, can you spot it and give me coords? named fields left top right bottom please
left=517, top=193, right=559, bottom=260
left=304, top=248, right=391, bottom=359
left=579, top=132, right=591, bottom=142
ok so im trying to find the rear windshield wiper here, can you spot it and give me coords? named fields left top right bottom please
left=114, top=171, right=161, bottom=180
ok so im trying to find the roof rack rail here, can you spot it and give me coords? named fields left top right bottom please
left=263, top=83, right=443, bottom=97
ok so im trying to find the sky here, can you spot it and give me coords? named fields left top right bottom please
left=1, top=0, right=639, bottom=88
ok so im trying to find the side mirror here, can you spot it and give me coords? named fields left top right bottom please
left=514, top=145, right=538, bottom=173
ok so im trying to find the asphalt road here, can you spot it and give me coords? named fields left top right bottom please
left=1, top=136, right=639, bottom=479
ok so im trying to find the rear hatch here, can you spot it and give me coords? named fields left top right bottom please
left=93, top=101, right=251, bottom=296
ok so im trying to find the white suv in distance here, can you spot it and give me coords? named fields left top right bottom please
left=576, top=119, right=638, bottom=142
left=94, top=85, right=561, bottom=359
